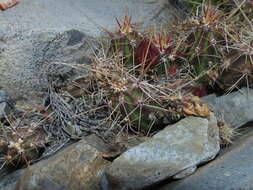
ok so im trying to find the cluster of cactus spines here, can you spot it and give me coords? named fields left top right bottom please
left=110, top=80, right=185, bottom=133
left=91, top=0, right=252, bottom=134
left=214, top=0, right=253, bottom=91
left=0, top=121, right=47, bottom=167
left=217, top=119, right=238, bottom=146
left=106, top=15, right=180, bottom=79
left=217, top=39, right=253, bottom=91
left=179, top=4, right=225, bottom=86
left=134, top=30, right=179, bottom=78
left=174, top=0, right=252, bottom=93
left=92, top=51, right=210, bottom=134
left=106, top=14, right=139, bottom=70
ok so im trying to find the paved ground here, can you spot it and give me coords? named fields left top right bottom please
left=159, top=126, right=253, bottom=190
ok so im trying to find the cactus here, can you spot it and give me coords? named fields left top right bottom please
left=110, top=80, right=184, bottom=133
left=91, top=14, right=211, bottom=134
left=106, top=14, right=139, bottom=70
left=134, top=31, right=177, bottom=78
left=92, top=55, right=210, bottom=134
left=216, top=40, right=253, bottom=91
left=178, top=4, right=225, bottom=87
left=106, top=15, right=178, bottom=78
left=0, top=122, right=47, bottom=167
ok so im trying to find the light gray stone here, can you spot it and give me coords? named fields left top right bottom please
left=159, top=129, right=253, bottom=190
left=172, top=166, right=197, bottom=180
left=202, top=88, right=253, bottom=128
left=104, top=114, right=220, bottom=190
left=0, top=0, right=186, bottom=103
left=0, top=90, right=12, bottom=119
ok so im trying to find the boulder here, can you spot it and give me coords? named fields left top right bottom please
left=14, top=139, right=110, bottom=190
left=0, top=0, right=186, bottom=103
left=103, top=114, right=220, bottom=190
left=159, top=129, right=253, bottom=190
left=202, top=88, right=253, bottom=128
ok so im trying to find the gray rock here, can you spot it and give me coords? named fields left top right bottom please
left=172, top=166, right=197, bottom=180
left=104, top=114, right=220, bottom=190
left=202, top=88, right=253, bottom=128
left=15, top=139, right=110, bottom=190
left=0, top=90, right=13, bottom=119
left=0, top=29, right=93, bottom=103
left=159, top=129, right=253, bottom=190
left=0, top=0, right=186, bottom=103
left=0, top=170, right=24, bottom=190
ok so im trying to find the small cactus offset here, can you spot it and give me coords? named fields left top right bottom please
left=0, top=121, right=47, bottom=167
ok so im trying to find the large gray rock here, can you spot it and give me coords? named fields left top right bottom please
left=103, top=114, right=220, bottom=190
left=202, top=88, right=253, bottom=128
left=0, top=0, right=186, bottom=103
left=159, top=129, right=253, bottom=190
left=14, top=139, right=110, bottom=190
left=0, top=29, right=94, bottom=103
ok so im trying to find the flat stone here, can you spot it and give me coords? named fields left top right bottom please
left=103, top=114, right=220, bottom=190
left=14, top=139, right=110, bottom=190
left=159, top=129, right=253, bottom=190
left=202, top=88, right=253, bottom=128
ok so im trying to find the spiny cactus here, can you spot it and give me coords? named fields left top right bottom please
left=217, top=39, right=253, bottom=91
left=106, top=14, right=139, bottom=69
left=110, top=80, right=210, bottom=133
left=106, top=15, right=179, bottom=78
left=110, top=80, right=183, bottom=133
left=89, top=14, right=212, bottom=134
left=214, top=1, right=253, bottom=91
left=0, top=121, right=47, bottom=167
left=92, top=54, right=210, bottom=134
left=134, top=31, right=178, bottom=78
left=178, top=4, right=225, bottom=87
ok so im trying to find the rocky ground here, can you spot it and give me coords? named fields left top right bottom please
left=0, top=0, right=253, bottom=190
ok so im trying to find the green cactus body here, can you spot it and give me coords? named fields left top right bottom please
left=187, top=28, right=222, bottom=86
left=112, top=87, right=154, bottom=133
left=110, top=83, right=184, bottom=133
left=111, top=37, right=134, bottom=68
